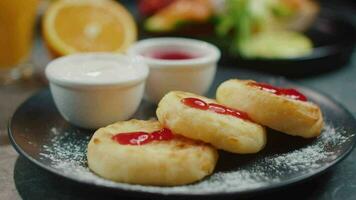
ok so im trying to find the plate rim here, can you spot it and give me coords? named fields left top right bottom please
left=8, top=87, right=356, bottom=198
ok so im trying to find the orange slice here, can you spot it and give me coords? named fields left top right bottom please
left=43, top=0, right=137, bottom=57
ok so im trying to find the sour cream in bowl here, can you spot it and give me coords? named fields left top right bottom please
left=45, top=53, right=149, bottom=129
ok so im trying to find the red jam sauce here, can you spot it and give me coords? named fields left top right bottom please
left=149, top=51, right=196, bottom=60
left=250, top=82, right=307, bottom=101
left=181, top=98, right=252, bottom=121
left=111, top=128, right=174, bottom=145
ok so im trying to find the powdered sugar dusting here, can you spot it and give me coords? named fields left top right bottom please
left=264, top=124, right=349, bottom=173
left=38, top=123, right=354, bottom=195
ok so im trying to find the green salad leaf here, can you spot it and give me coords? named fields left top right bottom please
left=216, top=0, right=312, bottom=58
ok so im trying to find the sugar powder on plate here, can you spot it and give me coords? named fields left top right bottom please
left=39, top=124, right=353, bottom=194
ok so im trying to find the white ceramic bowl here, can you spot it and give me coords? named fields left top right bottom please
left=127, top=37, right=220, bottom=103
left=45, top=53, right=149, bottom=129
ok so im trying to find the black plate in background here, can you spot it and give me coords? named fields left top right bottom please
left=8, top=70, right=356, bottom=199
left=134, top=0, right=355, bottom=77
left=218, top=11, right=356, bottom=77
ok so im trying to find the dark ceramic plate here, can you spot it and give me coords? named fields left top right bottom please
left=218, top=11, right=356, bottom=77
left=8, top=70, right=356, bottom=199
left=136, top=0, right=356, bottom=77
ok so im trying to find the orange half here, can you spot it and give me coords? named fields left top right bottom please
left=43, top=0, right=137, bottom=57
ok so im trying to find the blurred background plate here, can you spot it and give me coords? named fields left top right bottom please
left=134, top=0, right=356, bottom=77
left=218, top=10, right=356, bottom=77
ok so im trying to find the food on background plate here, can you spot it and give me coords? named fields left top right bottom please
left=140, top=0, right=214, bottom=32
left=42, top=0, right=137, bottom=57
left=277, top=0, right=320, bottom=32
left=216, top=79, right=323, bottom=138
left=87, top=120, right=218, bottom=186
left=140, top=0, right=318, bottom=59
left=138, top=0, right=174, bottom=16
left=156, top=91, right=267, bottom=154
left=216, top=0, right=318, bottom=58
left=237, top=31, right=313, bottom=59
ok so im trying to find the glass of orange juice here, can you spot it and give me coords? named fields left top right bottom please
left=0, top=0, right=39, bottom=84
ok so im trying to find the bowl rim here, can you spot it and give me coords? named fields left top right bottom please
left=45, top=53, right=149, bottom=89
left=127, top=37, right=221, bottom=69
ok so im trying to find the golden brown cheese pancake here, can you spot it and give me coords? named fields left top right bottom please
left=216, top=79, right=323, bottom=138
left=87, top=119, right=218, bottom=186
left=156, top=91, right=267, bottom=154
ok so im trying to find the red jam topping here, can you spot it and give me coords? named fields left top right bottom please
left=149, top=51, right=196, bottom=60
left=181, top=98, right=252, bottom=121
left=111, top=128, right=174, bottom=145
left=250, top=82, right=307, bottom=101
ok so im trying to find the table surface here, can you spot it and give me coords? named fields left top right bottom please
left=1, top=2, right=356, bottom=200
